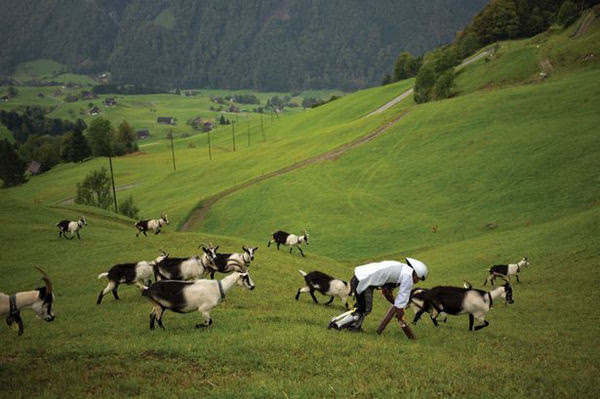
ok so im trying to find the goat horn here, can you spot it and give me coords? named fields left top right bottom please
left=35, top=266, right=53, bottom=295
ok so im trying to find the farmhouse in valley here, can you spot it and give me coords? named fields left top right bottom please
left=136, top=130, right=150, bottom=140
left=157, top=116, right=175, bottom=125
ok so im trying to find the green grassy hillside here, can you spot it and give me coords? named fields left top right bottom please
left=6, top=80, right=412, bottom=228
left=1, top=15, right=599, bottom=398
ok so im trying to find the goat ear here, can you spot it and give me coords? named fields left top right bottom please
left=214, top=246, right=219, bottom=251
left=242, top=246, right=247, bottom=252
left=253, top=247, right=258, bottom=251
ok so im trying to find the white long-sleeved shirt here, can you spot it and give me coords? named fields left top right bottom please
left=354, top=260, right=414, bottom=308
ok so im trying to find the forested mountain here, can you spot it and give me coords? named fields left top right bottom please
left=0, top=0, right=487, bottom=90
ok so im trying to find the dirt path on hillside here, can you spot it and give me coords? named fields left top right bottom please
left=363, top=88, right=413, bottom=118
left=60, top=182, right=141, bottom=205
left=180, top=110, right=410, bottom=231
left=574, top=9, right=596, bottom=38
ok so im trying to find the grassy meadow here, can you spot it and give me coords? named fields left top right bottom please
left=1, top=16, right=600, bottom=398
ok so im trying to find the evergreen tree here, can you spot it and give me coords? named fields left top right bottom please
left=382, top=73, right=392, bottom=86
left=0, top=139, right=27, bottom=187
left=86, top=117, right=113, bottom=157
left=557, top=1, right=579, bottom=26
left=60, top=129, right=91, bottom=162
left=433, top=70, right=455, bottom=100
left=116, top=120, right=137, bottom=154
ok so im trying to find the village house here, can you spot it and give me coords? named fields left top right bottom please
left=136, top=130, right=150, bottom=140
left=157, top=116, right=175, bottom=125
left=89, top=106, right=101, bottom=116
left=104, top=97, right=117, bottom=107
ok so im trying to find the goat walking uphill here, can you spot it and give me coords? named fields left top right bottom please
left=135, top=213, right=169, bottom=237
left=142, top=271, right=255, bottom=329
left=411, top=282, right=514, bottom=331
left=56, top=216, right=87, bottom=239
left=97, top=251, right=169, bottom=304
left=1, top=267, right=55, bottom=336
left=268, top=230, right=309, bottom=257
left=484, top=257, right=529, bottom=285
left=208, top=246, right=257, bottom=279
left=296, top=270, right=352, bottom=309
left=153, top=245, right=217, bottom=281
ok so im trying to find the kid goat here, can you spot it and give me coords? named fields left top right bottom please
left=268, top=230, right=309, bottom=257
left=56, top=216, right=87, bottom=239
left=142, top=271, right=255, bottom=329
left=1, top=267, right=55, bottom=336
left=135, top=213, right=169, bottom=237
left=483, top=257, right=529, bottom=285
left=295, top=270, right=352, bottom=309
left=411, top=282, right=514, bottom=331
left=153, top=245, right=217, bottom=281
left=208, top=246, right=258, bottom=279
left=96, top=251, right=169, bottom=304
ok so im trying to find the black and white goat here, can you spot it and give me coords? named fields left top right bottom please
left=96, top=251, right=169, bottom=304
left=483, top=257, right=530, bottom=285
left=153, top=246, right=217, bottom=281
left=56, top=216, right=87, bottom=239
left=408, top=287, right=448, bottom=326
left=412, top=282, right=514, bottom=331
left=268, top=230, right=309, bottom=257
left=142, top=271, right=255, bottom=329
left=1, top=267, right=55, bottom=336
left=295, top=270, right=352, bottom=309
left=135, top=213, right=169, bottom=237
left=208, top=246, right=258, bottom=279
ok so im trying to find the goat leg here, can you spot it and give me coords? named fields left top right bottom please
left=309, top=290, right=319, bottom=304
left=469, top=314, right=475, bottom=331
left=298, top=247, right=305, bottom=257
left=324, top=296, right=335, bottom=305
left=474, top=320, right=489, bottom=331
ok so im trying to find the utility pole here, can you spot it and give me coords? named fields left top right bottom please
left=231, top=121, right=236, bottom=152
left=207, top=130, right=212, bottom=160
left=247, top=115, right=250, bottom=147
left=168, top=130, right=176, bottom=171
left=261, top=112, right=265, bottom=142
left=108, top=153, right=118, bottom=213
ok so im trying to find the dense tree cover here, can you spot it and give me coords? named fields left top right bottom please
left=18, top=135, right=61, bottom=172
left=0, top=0, right=488, bottom=90
left=0, top=139, right=26, bottom=187
left=0, top=107, right=85, bottom=143
left=85, top=118, right=138, bottom=157
left=60, top=128, right=91, bottom=163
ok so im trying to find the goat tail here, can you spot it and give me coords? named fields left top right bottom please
left=298, top=269, right=307, bottom=277
left=463, top=281, right=473, bottom=289
left=98, top=272, right=109, bottom=279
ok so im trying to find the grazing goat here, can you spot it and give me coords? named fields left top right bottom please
left=484, top=257, right=529, bottom=285
left=412, top=282, right=514, bottom=331
left=408, top=287, right=447, bottom=326
left=295, top=270, right=351, bottom=309
left=96, top=251, right=169, bottom=304
left=135, top=214, right=169, bottom=237
left=153, top=246, right=217, bottom=281
left=1, top=267, right=55, bottom=336
left=268, top=230, right=309, bottom=257
left=56, top=216, right=87, bottom=239
left=208, top=246, right=257, bottom=279
left=142, top=271, right=255, bottom=329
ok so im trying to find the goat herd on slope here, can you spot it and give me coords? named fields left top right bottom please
left=2, top=213, right=530, bottom=337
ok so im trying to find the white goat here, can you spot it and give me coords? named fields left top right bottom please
left=208, top=246, right=257, bottom=279
left=56, top=216, right=87, bottom=239
left=142, top=271, right=255, bottom=329
left=96, top=251, right=169, bottom=304
left=268, top=230, right=309, bottom=257
left=0, top=267, right=55, bottom=335
left=412, top=282, right=514, bottom=330
left=135, top=214, right=169, bottom=237
left=153, top=246, right=217, bottom=281
left=484, top=257, right=530, bottom=285
left=296, top=270, right=352, bottom=309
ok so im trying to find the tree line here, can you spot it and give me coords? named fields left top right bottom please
left=382, top=0, right=599, bottom=103
left=0, top=113, right=138, bottom=188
